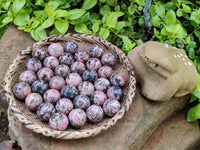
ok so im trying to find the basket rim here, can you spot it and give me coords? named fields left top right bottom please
left=4, top=33, right=136, bottom=139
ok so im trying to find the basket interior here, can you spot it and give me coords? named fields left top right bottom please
left=10, top=35, right=130, bottom=131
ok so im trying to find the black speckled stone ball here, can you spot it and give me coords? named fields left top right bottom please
left=70, top=61, right=86, bottom=74
left=94, top=78, right=110, bottom=92
left=73, top=95, right=91, bottom=110
left=59, top=53, right=74, bottom=66
left=13, top=82, right=31, bottom=100
left=74, top=50, right=90, bottom=62
left=89, top=45, right=104, bottom=58
left=37, top=67, right=54, bottom=82
left=103, top=99, right=120, bottom=117
left=107, top=86, right=123, bottom=100
left=64, top=41, right=78, bottom=54
left=20, top=70, right=37, bottom=85
left=31, top=80, right=49, bottom=95
left=32, top=47, right=47, bottom=61
left=82, top=69, right=98, bottom=83
left=101, top=53, right=117, bottom=66
left=55, top=64, right=70, bottom=78
left=26, top=58, right=42, bottom=72
left=61, top=85, right=78, bottom=100
left=86, top=105, right=104, bottom=123
left=37, top=102, right=55, bottom=121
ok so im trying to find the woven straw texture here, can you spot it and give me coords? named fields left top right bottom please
left=4, top=34, right=136, bottom=139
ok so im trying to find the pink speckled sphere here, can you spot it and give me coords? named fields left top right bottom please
left=13, top=82, right=31, bottom=100
left=90, top=91, right=107, bottom=106
left=59, top=53, right=74, bottom=65
left=86, top=105, right=104, bottom=123
left=94, top=78, right=110, bottom=92
left=89, top=45, right=104, bottom=58
left=68, top=109, right=87, bottom=128
left=26, top=58, right=42, bottom=72
left=103, top=99, right=120, bottom=117
left=32, top=47, right=47, bottom=61
left=49, top=112, right=69, bottom=131
left=55, top=64, right=70, bottom=78
left=64, top=41, right=78, bottom=54
left=110, top=73, right=126, bottom=87
left=70, top=61, right=86, bottom=74
left=73, top=95, right=91, bottom=110
left=31, top=80, right=49, bottom=95
left=37, top=67, right=54, bottom=82
left=37, top=102, right=55, bottom=121
left=25, top=93, right=43, bottom=111
left=66, top=73, right=82, bottom=87
left=98, top=66, right=113, bottom=78
left=101, top=53, right=117, bottom=66
left=19, top=70, right=36, bottom=85
left=48, top=43, right=64, bottom=57
left=43, top=89, right=61, bottom=104
left=43, top=56, right=59, bottom=69
left=78, top=81, right=94, bottom=96
left=107, top=86, right=123, bottom=100
left=49, top=76, right=65, bottom=90
left=86, top=58, right=102, bottom=71
left=55, top=98, right=73, bottom=115
left=74, top=50, right=90, bottom=62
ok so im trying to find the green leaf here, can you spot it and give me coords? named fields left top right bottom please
left=189, top=95, right=197, bottom=103
left=128, top=3, right=134, bottom=15
left=165, top=10, right=176, bottom=25
left=138, top=17, right=144, bottom=26
left=99, top=28, right=110, bottom=39
left=89, top=13, right=100, bottom=23
left=3, top=1, right=11, bottom=10
left=100, top=5, right=111, bottom=16
left=30, top=27, right=47, bottom=41
left=68, top=9, right=86, bottom=20
left=2, top=17, right=12, bottom=25
left=92, top=22, right=99, bottom=33
left=12, top=0, right=26, bottom=15
left=151, top=15, right=161, bottom=27
left=55, top=10, right=69, bottom=17
left=14, top=10, right=30, bottom=26
left=188, top=48, right=195, bottom=59
left=115, top=5, right=120, bottom=12
left=106, top=0, right=116, bottom=7
left=156, top=4, right=165, bottom=17
left=150, top=5, right=156, bottom=17
left=135, top=0, right=145, bottom=6
left=182, top=4, right=191, bottom=13
left=75, top=23, right=91, bottom=34
left=116, top=21, right=126, bottom=30
left=176, top=8, right=183, bottom=17
left=55, top=19, right=69, bottom=34
left=35, top=0, right=45, bottom=7
left=105, top=12, right=124, bottom=28
left=49, top=27, right=61, bottom=36
left=187, top=103, right=200, bottom=122
left=45, top=5, right=54, bottom=18
left=82, top=0, right=97, bottom=10
left=47, top=0, right=62, bottom=10
left=190, top=11, right=200, bottom=24
left=41, top=18, right=54, bottom=29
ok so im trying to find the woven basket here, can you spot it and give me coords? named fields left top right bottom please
left=4, top=34, right=136, bottom=139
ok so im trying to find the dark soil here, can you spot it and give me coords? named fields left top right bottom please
left=0, top=111, right=10, bottom=142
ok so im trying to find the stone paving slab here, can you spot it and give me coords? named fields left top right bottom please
left=0, top=25, right=34, bottom=83
left=142, top=109, right=200, bottom=150
left=8, top=90, right=189, bottom=150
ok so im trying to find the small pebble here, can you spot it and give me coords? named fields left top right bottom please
left=13, top=82, right=31, bottom=100
left=26, top=58, right=42, bottom=72
left=103, top=99, right=120, bottom=117
left=55, top=98, right=73, bottom=115
left=37, top=67, right=54, bottom=82
left=20, top=70, right=36, bottom=85
left=37, top=102, right=55, bottom=121
left=49, top=76, right=65, bottom=90
left=101, top=53, right=117, bottom=66
left=86, top=105, right=104, bottom=123
left=49, top=112, right=69, bottom=131
left=73, top=95, right=91, bottom=110
left=59, top=53, right=74, bottom=65
left=66, top=73, right=82, bottom=87
left=86, top=58, right=102, bottom=71
left=64, top=41, right=78, bottom=54
left=68, top=109, right=87, bottom=128
left=43, top=89, right=61, bottom=104
left=78, top=81, right=94, bottom=96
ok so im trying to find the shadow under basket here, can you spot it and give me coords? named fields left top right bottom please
left=4, top=34, right=136, bottom=139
